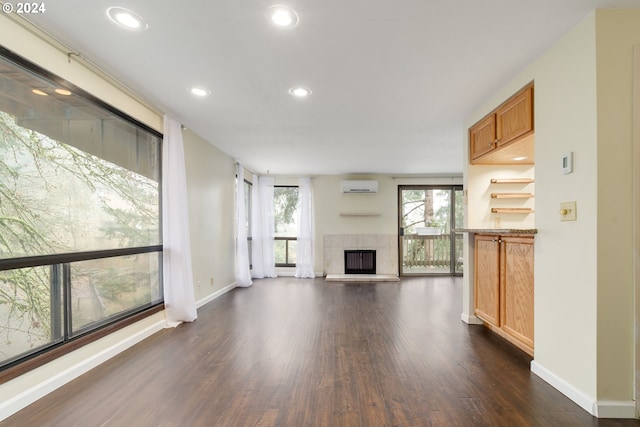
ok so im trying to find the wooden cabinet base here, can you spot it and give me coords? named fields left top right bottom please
left=478, top=316, right=534, bottom=356
left=474, top=234, right=534, bottom=356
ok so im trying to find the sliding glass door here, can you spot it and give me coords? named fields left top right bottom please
left=398, top=186, right=463, bottom=276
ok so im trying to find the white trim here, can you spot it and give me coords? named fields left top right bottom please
left=274, top=269, right=295, bottom=277
left=461, top=312, right=484, bottom=325
left=0, top=318, right=165, bottom=422
left=530, top=361, right=595, bottom=416
left=593, top=401, right=637, bottom=419
left=274, top=269, right=323, bottom=278
left=196, top=282, right=237, bottom=309
left=633, top=43, right=640, bottom=420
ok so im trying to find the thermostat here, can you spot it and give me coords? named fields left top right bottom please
left=561, top=152, right=573, bottom=174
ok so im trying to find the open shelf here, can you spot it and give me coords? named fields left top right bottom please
left=490, top=178, right=535, bottom=184
left=491, top=193, right=534, bottom=199
left=489, top=179, right=534, bottom=215
left=339, top=212, right=381, bottom=217
left=491, top=208, right=534, bottom=214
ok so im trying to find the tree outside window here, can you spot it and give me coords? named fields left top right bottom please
left=273, top=186, right=298, bottom=266
left=0, top=52, right=161, bottom=369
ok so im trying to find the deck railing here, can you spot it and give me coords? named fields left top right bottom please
left=402, top=233, right=463, bottom=270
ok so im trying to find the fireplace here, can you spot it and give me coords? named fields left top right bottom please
left=344, top=250, right=376, bottom=274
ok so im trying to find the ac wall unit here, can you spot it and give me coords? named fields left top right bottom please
left=341, top=180, right=378, bottom=194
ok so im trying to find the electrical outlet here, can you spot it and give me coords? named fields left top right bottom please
left=494, top=217, right=502, bottom=228
left=197, top=280, right=201, bottom=288
left=560, top=201, right=577, bottom=221
left=210, top=278, right=214, bottom=287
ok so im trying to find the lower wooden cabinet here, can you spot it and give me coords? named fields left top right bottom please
left=474, top=234, right=534, bottom=355
left=474, top=235, right=500, bottom=325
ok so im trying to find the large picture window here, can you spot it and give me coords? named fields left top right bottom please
left=0, top=49, right=162, bottom=372
left=274, top=186, right=298, bottom=267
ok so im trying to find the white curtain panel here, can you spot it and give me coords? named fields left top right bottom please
left=251, top=175, right=277, bottom=278
left=250, top=174, right=264, bottom=279
left=235, top=164, right=252, bottom=287
left=162, top=115, right=197, bottom=327
left=295, top=177, right=315, bottom=278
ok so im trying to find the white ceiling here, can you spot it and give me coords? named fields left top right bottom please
left=23, top=0, right=640, bottom=176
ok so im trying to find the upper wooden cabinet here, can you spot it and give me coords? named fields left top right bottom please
left=469, top=114, right=497, bottom=160
left=470, top=83, right=534, bottom=165
left=496, top=86, right=534, bottom=147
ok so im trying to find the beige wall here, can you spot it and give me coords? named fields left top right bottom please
left=183, top=129, right=237, bottom=299
left=464, top=10, right=640, bottom=416
left=594, top=9, right=640, bottom=402
left=314, top=175, right=398, bottom=233
left=633, top=44, right=640, bottom=413
left=532, top=12, right=601, bottom=406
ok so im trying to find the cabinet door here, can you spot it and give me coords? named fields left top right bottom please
left=496, top=86, right=533, bottom=147
left=474, top=235, right=500, bottom=325
left=500, top=236, right=534, bottom=350
left=469, top=114, right=496, bottom=161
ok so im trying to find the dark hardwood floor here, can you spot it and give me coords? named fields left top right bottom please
left=2, top=276, right=639, bottom=426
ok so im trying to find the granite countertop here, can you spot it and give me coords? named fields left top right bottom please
left=455, top=228, right=538, bottom=235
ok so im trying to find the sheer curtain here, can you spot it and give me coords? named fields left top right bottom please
left=162, top=115, right=197, bottom=326
left=295, top=177, right=315, bottom=278
left=235, top=164, right=252, bottom=287
left=250, top=174, right=265, bottom=279
left=251, top=175, right=277, bottom=278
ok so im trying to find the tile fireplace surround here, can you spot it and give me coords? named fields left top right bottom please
left=323, top=234, right=398, bottom=276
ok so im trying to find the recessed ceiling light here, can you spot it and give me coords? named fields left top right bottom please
left=32, top=89, right=47, bottom=96
left=266, top=5, right=299, bottom=28
left=55, top=89, right=72, bottom=96
left=107, top=7, right=148, bottom=31
left=512, top=156, right=528, bottom=161
left=188, top=86, right=211, bottom=97
left=289, top=87, right=311, bottom=97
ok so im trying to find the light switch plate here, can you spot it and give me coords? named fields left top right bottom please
left=560, top=201, right=577, bottom=221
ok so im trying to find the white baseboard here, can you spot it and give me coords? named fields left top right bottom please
left=593, top=401, right=637, bottom=419
left=0, top=317, right=165, bottom=422
left=461, top=312, right=484, bottom=325
left=264, top=271, right=324, bottom=278
left=196, top=282, right=237, bottom=308
left=274, top=270, right=294, bottom=277
left=531, top=363, right=636, bottom=418
left=531, top=361, right=595, bottom=415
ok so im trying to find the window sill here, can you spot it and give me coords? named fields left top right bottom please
left=0, top=304, right=164, bottom=385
